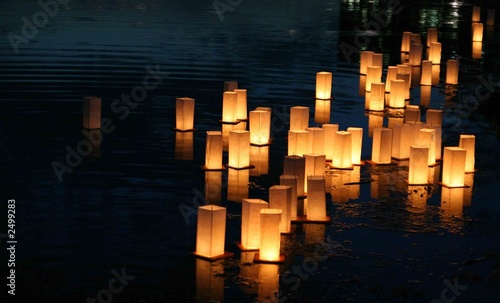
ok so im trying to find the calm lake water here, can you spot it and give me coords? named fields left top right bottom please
left=1, top=0, right=500, bottom=302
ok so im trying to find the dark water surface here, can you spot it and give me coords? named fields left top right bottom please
left=1, top=0, right=500, bottom=302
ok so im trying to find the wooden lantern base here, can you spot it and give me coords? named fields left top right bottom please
left=253, top=253, right=285, bottom=264
left=366, top=160, right=397, bottom=166
left=192, top=251, right=234, bottom=262
left=236, top=242, right=259, bottom=252
left=201, top=165, right=227, bottom=171
left=224, top=164, right=255, bottom=170
left=172, top=127, right=197, bottom=132
left=437, top=182, right=471, bottom=189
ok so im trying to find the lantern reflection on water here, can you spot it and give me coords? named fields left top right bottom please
left=83, top=96, right=101, bottom=129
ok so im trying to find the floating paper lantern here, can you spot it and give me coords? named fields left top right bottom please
left=347, top=127, right=363, bottom=165
left=487, top=9, right=496, bottom=26
left=396, top=73, right=410, bottom=100
left=409, top=121, right=424, bottom=146
left=306, top=127, right=324, bottom=155
left=360, top=51, right=375, bottom=74
left=205, top=171, right=222, bottom=205
left=472, top=41, right=483, bottom=59
left=401, top=31, right=412, bottom=52
left=322, top=123, right=339, bottom=161
left=314, top=99, right=331, bottom=124
left=372, top=53, right=383, bottom=67
left=288, top=130, right=309, bottom=156
left=316, top=71, right=333, bottom=100
left=283, top=155, right=306, bottom=196
left=420, top=85, right=432, bottom=108
left=304, top=154, right=326, bottom=193
left=428, top=42, right=442, bottom=65
left=442, top=147, right=466, bottom=187
left=392, top=123, right=412, bottom=160
left=205, top=131, right=223, bottom=170
left=83, top=96, right=101, bottom=129
left=290, top=106, right=309, bottom=131
left=224, top=81, right=238, bottom=92
left=426, top=28, right=438, bottom=47
left=234, top=89, right=248, bottom=121
left=371, top=128, right=393, bottom=164
left=241, top=199, right=268, bottom=250
left=385, top=66, right=399, bottom=93
left=306, top=176, right=328, bottom=221
left=388, top=79, right=406, bottom=108
left=221, top=123, right=235, bottom=143
left=222, top=91, right=238, bottom=122
left=473, top=23, right=484, bottom=42
left=228, top=130, right=250, bottom=169
left=249, top=109, right=271, bottom=145
left=227, top=168, right=249, bottom=202
left=269, top=185, right=292, bottom=233
left=409, top=43, right=423, bottom=66
left=250, top=145, right=269, bottom=176
left=258, top=209, right=282, bottom=262
left=175, top=97, right=195, bottom=131
left=367, top=112, right=384, bottom=137
left=409, top=145, right=429, bottom=184
left=397, top=64, right=413, bottom=84
left=418, top=128, right=436, bottom=165
left=359, top=75, right=367, bottom=97
left=410, top=33, right=421, bottom=44
left=445, top=59, right=459, bottom=85
left=196, top=258, right=224, bottom=302
left=472, top=6, right=480, bottom=22
left=420, top=60, right=432, bottom=86
left=368, top=83, right=385, bottom=111
left=426, top=109, right=443, bottom=126
left=405, top=105, right=420, bottom=123
left=366, top=66, right=382, bottom=92
left=195, top=205, right=228, bottom=259
left=175, top=131, right=194, bottom=160
left=331, top=131, right=352, bottom=169
left=432, top=64, right=441, bottom=85
left=459, top=134, right=475, bottom=173
left=280, top=175, right=298, bottom=220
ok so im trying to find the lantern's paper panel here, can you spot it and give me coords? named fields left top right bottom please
left=427, top=28, right=438, bottom=47
left=369, top=83, right=385, bottom=111
left=288, top=130, right=309, bottom=156
left=372, top=128, right=393, bottom=164
left=445, top=59, right=459, bottom=84
left=459, top=134, right=475, bottom=173
left=429, top=125, right=442, bottom=160
left=316, top=71, right=332, bottom=99
left=307, top=176, right=327, bottom=221
left=304, top=154, right=326, bottom=193
left=228, top=130, right=250, bottom=168
left=269, top=185, right=292, bottom=233
left=195, top=205, right=226, bottom=258
left=385, top=66, right=399, bottom=93
left=290, top=106, right=309, bottom=131
left=472, top=41, right=482, bottom=59
left=409, top=121, right=425, bottom=146
left=442, top=147, right=466, bottom=187
left=283, top=155, right=306, bottom=196
left=175, top=97, right=195, bottom=130
left=249, top=110, right=271, bottom=145
left=401, top=31, right=412, bottom=52
left=259, top=209, right=282, bottom=262
left=396, top=73, right=411, bottom=100
left=205, top=131, right=223, bottom=169
left=372, top=53, right=383, bottom=67
left=366, top=66, right=382, bottom=92
left=429, top=42, right=442, bottom=65
left=241, top=199, right=268, bottom=250
left=360, top=51, right=374, bottom=74
left=420, top=60, right=432, bottom=85
left=418, top=128, right=436, bottom=165
left=426, top=109, right=443, bottom=126
left=473, top=22, right=484, bottom=42
left=222, top=91, right=238, bottom=122
left=83, top=96, right=101, bottom=129
left=404, top=105, right=420, bottom=124
left=409, top=146, right=429, bottom=184
left=233, top=89, right=247, bottom=120
left=347, top=127, right=363, bottom=165
left=280, top=175, right=298, bottom=220
left=331, top=131, right=352, bottom=169
left=306, top=127, right=325, bottom=155
left=409, top=43, right=423, bottom=66
left=392, top=124, right=412, bottom=159
left=388, top=79, right=406, bottom=108
left=322, top=124, right=339, bottom=161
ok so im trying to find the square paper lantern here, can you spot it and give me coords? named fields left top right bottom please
left=360, top=51, right=375, bottom=74
left=175, top=97, right=195, bottom=131
left=487, top=9, right=496, bottom=26
left=269, top=185, right=292, bottom=233
left=442, top=147, right=466, bottom=187
left=397, top=64, right=412, bottom=84
left=280, top=175, right=298, bottom=220
left=304, top=154, right=326, bottom=193
left=459, top=134, right=475, bottom=173
left=259, top=209, right=282, bottom=262
left=418, top=128, right=436, bottom=165
left=409, top=121, right=424, bottom=146
left=388, top=79, right=406, bottom=108
left=472, top=23, right=484, bottom=42
left=472, top=6, right=480, bottom=22
left=228, top=130, right=250, bottom=169
left=250, top=145, right=269, bottom=176
left=205, top=131, right=223, bottom=170
left=241, top=199, right=268, bottom=250
left=283, top=155, right=306, bottom=196
left=426, top=109, right=443, bottom=126
left=420, top=60, right=432, bottom=86
left=195, top=205, right=227, bottom=259
left=392, top=124, right=412, bottom=160
left=227, top=168, right=249, bottom=202
left=371, top=128, right=393, bottom=164
left=306, top=127, right=324, bottom=155
left=366, top=66, right=382, bottom=92
left=427, top=28, right=438, bottom=47
left=372, top=53, right=383, bottom=67
left=306, top=176, right=328, bottom=221
left=234, top=89, right=248, bottom=120
left=409, top=146, right=429, bottom=185
left=369, top=83, right=385, bottom=111
left=290, top=106, right=309, bottom=131
left=347, top=127, right=363, bottom=165
left=224, top=81, right=238, bottom=92
left=314, top=99, right=331, bottom=124
left=401, top=31, right=412, bottom=52
left=396, top=73, right=410, bottom=100
left=472, top=41, right=482, bottom=59
left=249, top=109, right=271, bottom=145
left=288, top=130, right=309, bottom=156
left=322, top=123, right=339, bottom=161
left=405, top=105, right=420, bottom=123
left=385, top=66, right=399, bottom=93
left=331, top=131, right=352, bottom=169
left=445, top=59, right=459, bottom=85
left=432, top=65, right=441, bottom=85
left=316, top=71, right=332, bottom=100
left=429, top=42, right=442, bottom=65
left=222, top=91, right=238, bottom=122
left=409, top=43, right=423, bottom=66
left=83, top=96, right=101, bottom=129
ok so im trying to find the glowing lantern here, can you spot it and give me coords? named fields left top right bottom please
left=228, top=130, right=250, bottom=169
left=205, top=171, right=222, bottom=205
left=428, top=42, right=442, bottom=65
left=304, top=154, right=326, bottom=193
left=401, top=31, right=412, bottom=52
left=175, top=97, right=195, bottom=131
left=175, top=131, right=194, bottom=160
left=360, top=51, right=375, bottom=74
left=426, top=109, right=443, bottom=126
left=473, top=23, right=484, bottom=42
left=459, top=134, right=475, bottom=173
left=283, top=155, right=306, bottom=196
left=409, top=121, right=424, bottom=146
left=392, top=123, right=412, bottom=160
left=196, top=258, right=224, bottom=302
left=411, top=33, right=421, bottom=44
left=420, top=85, right=432, bottom=108
left=322, top=123, right=339, bottom=161
left=249, top=109, right=271, bottom=145
left=250, top=145, right=269, bottom=177
left=224, top=81, right=238, bottom=92
left=359, top=75, right=367, bottom=97
left=241, top=199, right=268, bottom=250
left=195, top=205, right=229, bottom=259
left=222, top=91, right=238, bottom=122
left=388, top=79, right=406, bottom=108
left=347, top=127, right=363, bottom=165
left=316, top=71, right=332, bottom=100
left=269, top=185, right=292, bottom=233
left=280, top=175, right=298, bottom=220
left=442, top=147, right=466, bottom=187
left=472, top=41, right=483, bottom=59
left=204, top=131, right=224, bottom=170
left=306, top=176, right=328, bottom=221
left=234, top=89, right=247, bottom=121
left=427, top=28, right=438, bottom=47
left=418, top=128, right=436, bottom=165
left=385, top=66, right=399, bottom=93
left=409, top=146, right=429, bottom=185
left=432, top=64, right=441, bottom=85
left=396, top=73, right=410, bottom=100
left=445, top=59, right=459, bottom=85
left=397, top=64, right=413, bottom=84
left=306, top=127, right=324, bottom=155
left=420, top=60, right=432, bottom=86
left=290, top=106, right=309, bottom=131
left=472, top=6, right=481, bottom=22
left=256, top=209, right=283, bottom=263
left=409, top=43, right=423, bottom=66
left=314, top=99, right=331, bottom=124
left=487, top=9, right=496, bottom=26
left=372, top=53, right=383, bottom=67
left=331, top=131, right=352, bottom=169
left=83, top=96, right=101, bottom=129
left=366, top=66, right=382, bottom=92
left=288, top=130, right=309, bottom=156
left=405, top=105, right=420, bottom=123
left=368, top=82, right=385, bottom=111
left=371, top=128, right=393, bottom=164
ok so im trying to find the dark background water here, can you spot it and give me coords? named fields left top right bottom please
left=1, top=0, right=500, bottom=302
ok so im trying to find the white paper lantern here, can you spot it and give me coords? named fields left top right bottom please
left=306, top=127, right=325, bottom=155
left=322, top=123, right=339, bottom=161
left=195, top=205, right=228, bottom=259
left=366, top=66, right=382, bottom=92
left=269, top=185, right=292, bottom=233
left=288, top=130, right=309, bottom=156
left=418, top=128, right=436, bottom=165
left=234, top=89, right=248, bottom=120
left=368, top=82, right=385, bottom=111
left=445, top=59, right=459, bottom=85
left=425, top=109, right=443, bottom=126
left=258, top=209, right=282, bottom=262
left=441, top=147, right=466, bottom=187
left=228, top=130, right=250, bottom=169
left=409, top=145, right=429, bottom=185
left=420, top=60, right=432, bottom=86
left=392, top=124, right=412, bottom=160
left=280, top=175, right=298, bottom=220
left=405, top=105, right=420, bottom=123
left=473, top=22, right=484, bottom=42
left=331, top=131, right=352, bottom=169
left=459, top=134, right=475, bottom=173
left=241, top=199, right=268, bottom=250
left=426, top=28, right=438, bottom=47
left=385, top=66, right=399, bottom=93
left=360, top=51, right=375, bottom=74
left=371, top=128, right=393, bottom=164
left=205, top=131, right=223, bottom=170
left=316, top=71, right=333, bottom=100
left=249, top=109, right=271, bottom=145
left=290, top=106, right=309, bottom=131
left=401, top=31, right=412, bottom=52
left=306, top=176, right=328, bottom=221
left=347, top=127, right=363, bottom=165
left=388, top=79, right=406, bottom=108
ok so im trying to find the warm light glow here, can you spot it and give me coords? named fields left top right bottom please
left=472, top=41, right=482, bottom=59
left=269, top=185, right=292, bottom=233
left=228, top=130, right=250, bottom=168
left=175, top=131, right=194, bottom=160
left=205, top=131, right=223, bottom=169
left=83, top=96, right=101, bottom=129
left=175, top=97, right=195, bottom=130
left=396, top=73, right=410, bottom=100
left=426, top=109, right=443, bottom=126
left=372, top=53, right=383, bottom=67
left=306, top=127, right=324, bottom=155
left=306, top=176, right=327, bottom=221
left=441, top=187, right=464, bottom=217
left=288, top=130, right=309, bottom=156
left=472, top=6, right=480, bottom=22
left=392, top=123, right=412, bottom=159
left=250, top=145, right=269, bottom=176
left=304, top=154, right=326, bottom=193
left=234, top=89, right=248, bottom=120
left=249, top=109, right=271, bottom=145
left=372, top=128, right=393, bottom=164
left=222, top=91, right=238, bottom=122
left=472, top=22, right=484, bottom=42
left=368, top=82, right=385, bottom=111
left=385, top=66, right=398, bottom=93
left=426, top=28, right=438, bottom=47
left=442, top=147, right=466, bottom=187
left=280, top=175, right=298, bottom=220
left=420, top=60, right=432, bottom=85
left=445, top=59, right=459, bottom=85
left=227, top=168, right=249, bottom=202
left=196, top=258, right=224, bottom=302
left=347, top=127, right=363, bottom=165
left=259, top=209, right=282, bottom=262
left=487, top=9, right=496, bottom=26
left=411, top=33, right=421, bottom=45
left=316, top=71, right=333, bottom=99
left=418, top=128, right=436, bottom=165
left=404, top=105, right=420, bottom=123
left=257, top=264, right=279, bottom=302
left=314, top=99, right=331, bottom=124
left=388, top=79, right=406, bottom=108
left=409, top=43, right=423, bottom=66
left=283, top=155, right=306, bottom=196
left=366, top=66, right=382, bottom=91
left=459, top=134, right=475, bottom=173
left=195, top=205, right=227, bottom=258
left=360, top=51, right=375, bottom=74
left=401, top=31, right=412, bottom=52
left=290, top=106, right=310, bottom=131
left=224, top=80, right=238, bottom=92
left=432, top=64, right=440, bottom=85
left=409, top=145, right=429, bottom=184
left=428, top=42, right=442, bottom=65
left=322, top=123, right=339, bottom=161
left=331, top=131, right=352, bottom=169
left=241, top=199, right=268, bottom=250
left=409, top=121, right=425, bottom=146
